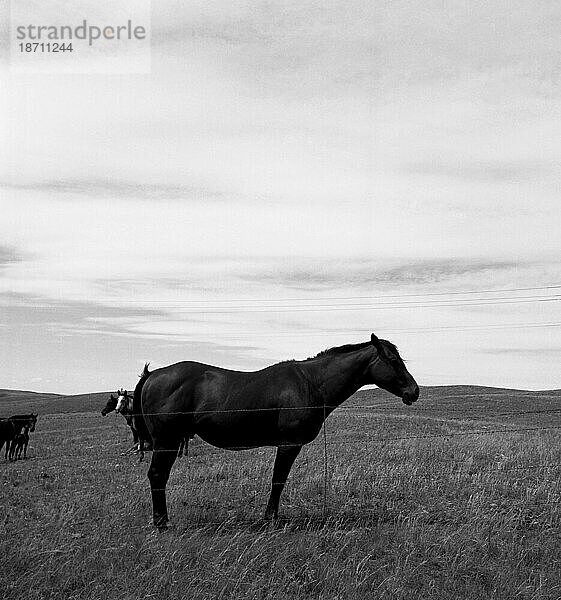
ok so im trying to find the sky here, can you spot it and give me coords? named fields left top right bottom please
left=1, top=0, right=561, bottom=393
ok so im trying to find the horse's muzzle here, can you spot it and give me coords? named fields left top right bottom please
left=402, top=385, right=419, bottom=406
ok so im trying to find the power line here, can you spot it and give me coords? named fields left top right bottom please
left=115, top=294, right=561, bottom=314
left=156, top=321, right=561, bottom=337
left=98, top=283, right=561, bottom=304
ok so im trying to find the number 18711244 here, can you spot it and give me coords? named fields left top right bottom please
left=19, top=42, right=73, bottom=53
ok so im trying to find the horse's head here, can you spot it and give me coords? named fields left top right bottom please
left=101, top=394, right=118, bottom=416
left=115, top=389, right=131, bottom=414
left=28, top=413, right=38, bottom=432
left=367, top=333, right=419, bottom=405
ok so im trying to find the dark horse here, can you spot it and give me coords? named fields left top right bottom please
left=101, top=391, right=187, bottom=459
left=101, top=392, right=144, bottom=456
left=1, top=414, right=37, bottom=460
left=115, top=389, right=191, bottom=460
left=0, top=419, right=16, bottom=459
left=9, top=425, right=30, bottom=460
left=133, top=333, right=419, bottom=529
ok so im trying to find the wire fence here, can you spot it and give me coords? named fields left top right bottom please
left=3, top=369, right=561, bottom=502
left=28, top=423, right=561, bottom=442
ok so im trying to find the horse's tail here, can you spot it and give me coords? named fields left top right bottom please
left=133, top=363, right=152, bottom=443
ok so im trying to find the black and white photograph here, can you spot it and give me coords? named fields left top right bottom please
left=1, top=1, right=560, bottom=598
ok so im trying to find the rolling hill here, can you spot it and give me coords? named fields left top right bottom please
left=0, top=385, right=558, bottom=419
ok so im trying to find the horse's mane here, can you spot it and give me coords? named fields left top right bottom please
left=281, top=338, right=401, bottom=364
left=308, top=340, right=373, bottom=360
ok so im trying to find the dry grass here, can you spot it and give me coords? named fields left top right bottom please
left=1, top=387, right=560, bottom=599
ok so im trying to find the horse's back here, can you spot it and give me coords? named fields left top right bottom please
left=145, top=359, right=322, bottom=447
left=141, top=361, right=212, bottom=437
left=142, top=361, right=212, bottom=399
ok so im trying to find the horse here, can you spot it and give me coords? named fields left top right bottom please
left=101, top=392, right=143, bottom=455
left=133, top=333, right=419, bottom=529
left=101, top=393, right=118, bottom=416
left=3, top=414, right=37, bottom=460
left=9, top=425, right=30, bottom=460
left=114, top=389, right=190, bottom=460
left=0, top=419, right=17, bottom=460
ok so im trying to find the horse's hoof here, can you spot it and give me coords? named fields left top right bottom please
left=153, top=515, right=170, bottom=530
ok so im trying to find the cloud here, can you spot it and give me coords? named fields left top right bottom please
left=405, top=160, right=558, bottom=184
left=483, top=347, right=561, bottom=356
left=0, top=291, right=164, bottom=326
left=237, top=258, right=521, bottom=291
left=153, top=0, right=561, bottom=99
left=0, top=246, right=26, bottom=269
left=0, top=179, right=225, bottom=202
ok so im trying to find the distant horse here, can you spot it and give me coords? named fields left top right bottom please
left=100, top=393, right=118, bottom=417
left=133, top=333, right=419, bottom=529
left=101, top=392, right=143, bottom=455
left=0, top=419, right=16, bottom=459
left=9, top=425, right=30, bottom=460
left=114, top=389, right=189, bottom=460
left=3, top=414, right=37, bottom=460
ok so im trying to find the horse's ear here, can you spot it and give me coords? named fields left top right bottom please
left=371, top=333, right=382, bottom=350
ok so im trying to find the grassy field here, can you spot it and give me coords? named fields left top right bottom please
left=1, top=386, right=560, bottom=599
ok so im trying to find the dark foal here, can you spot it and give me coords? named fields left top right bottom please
left=9, top=425, right=30, bottom=460
left=3, top=414, right=37, bottom=460
left=133, top=333, right=419, bottom=529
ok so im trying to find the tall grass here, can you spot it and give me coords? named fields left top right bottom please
left=1, top=389, right=560, bottom=599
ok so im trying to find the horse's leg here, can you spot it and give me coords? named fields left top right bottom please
left=122, top=444, right=137, bottom=456
left=177, top=437, right=188, bottom=458
left=137, top=439, right=146, bottom=463
left=264, top=444, right=302, bottom=520
left=147, top=439, right=180, bottom=529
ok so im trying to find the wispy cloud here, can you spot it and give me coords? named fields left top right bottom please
left=0, top=292, right=164, bottom=325
left=0, top=245, right=27, bottom=269
left=0, top=179, right=225, bottom=202
left=238, top=258, right=521, bottom=291
left=483, top=347, right=561, bottom=356
left=405, top=160, right=558, bottom=184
